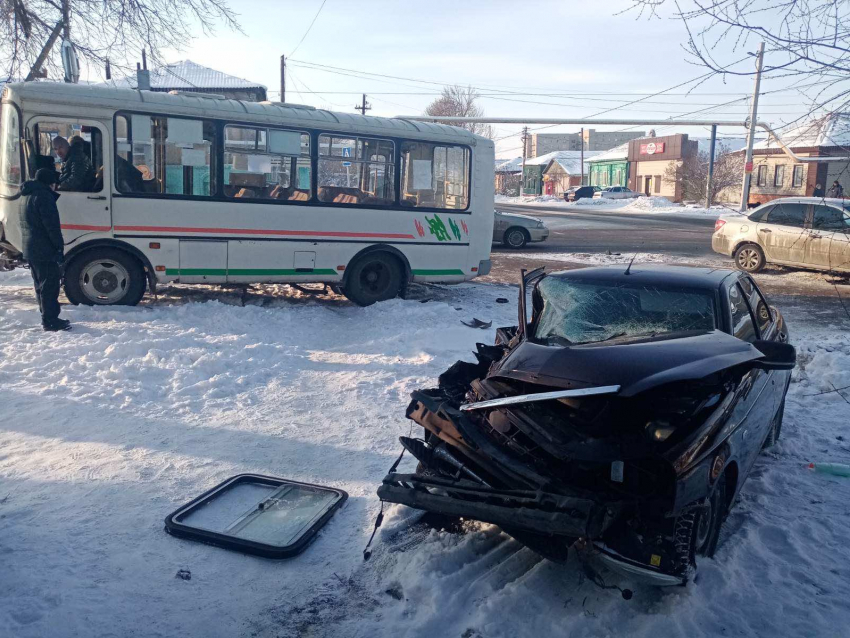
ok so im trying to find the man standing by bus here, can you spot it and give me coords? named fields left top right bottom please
left=18, top=168, right=71, bottom=331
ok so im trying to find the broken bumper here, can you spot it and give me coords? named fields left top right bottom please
left=378, top=472, right=622, bottom=538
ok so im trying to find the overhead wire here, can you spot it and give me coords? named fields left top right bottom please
left=288, top=0, right=329, bottom=58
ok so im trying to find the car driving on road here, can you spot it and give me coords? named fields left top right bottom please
left=564, top=185, right=600, bottom=202
left=379, top=265, right=794, bottom=587
left=712, top=197, right=850, bottom=273
left=593, top=186, right=641, bottom=200
left=493, top=209, right=550, bottom=249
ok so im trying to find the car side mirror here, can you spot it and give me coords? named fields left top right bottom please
left=751, top=339, right=796, bottom=370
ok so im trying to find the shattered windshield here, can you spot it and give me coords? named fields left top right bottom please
left=533, top=277, right=716, bottom=345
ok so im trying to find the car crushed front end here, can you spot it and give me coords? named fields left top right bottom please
left=377, top=266, right=793, bottom=587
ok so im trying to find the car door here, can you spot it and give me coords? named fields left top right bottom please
left=803, top=204, right=845, bottom=269
left=726, top=280, right=775, bottom=473
left=811, top=204, right=850, bottom=272
left=493, top=211, right=506, bottom=241
left=757, top=202, right=808, bottom=264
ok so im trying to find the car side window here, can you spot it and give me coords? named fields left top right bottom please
left=765, top=203, right=807, bottom=228
left=729, top=283, right=758, bottom=342
left=748, top=205, right=773, bottom=222
left=812, top=205, right=848, bottom=231
left=740, top=275, right=772, bottom=336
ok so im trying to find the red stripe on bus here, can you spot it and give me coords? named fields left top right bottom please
left=61, top=224, right=112, bottom=231
left=113, top=225, right=417, bottom=239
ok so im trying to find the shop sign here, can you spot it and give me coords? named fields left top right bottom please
left=640, top=142, right=665, bottom=155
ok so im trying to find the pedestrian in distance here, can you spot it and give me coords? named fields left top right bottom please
left=812, top=183, right=825, bottom=198
left=18, top=168, right=71, bottom=331
left=827, top=180, right=844, bottom=199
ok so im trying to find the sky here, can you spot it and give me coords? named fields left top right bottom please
left=81, top=0, right=840, bottom=157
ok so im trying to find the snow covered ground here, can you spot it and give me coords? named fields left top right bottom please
left=2, top=270, right=849, bottom=638
left=495, top=194, right=732, bottom=216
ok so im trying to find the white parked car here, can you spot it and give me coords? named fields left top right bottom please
left=492, top=210, right=549, bottom=248
left=592, top=186, right=641, bottom=200
left=712, top=197, right=850, bottom=273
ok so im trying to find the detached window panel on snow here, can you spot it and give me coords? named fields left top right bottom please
left=165, top=474, right=348, bottom=559
left=401, top=142, right=470, bottom=210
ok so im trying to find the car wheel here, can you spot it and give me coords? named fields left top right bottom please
left=734, top=243, right=766, bottom=273
left=64, top=248, right=146, bottom=306
left=342, top=252, right=404, bottom=306
left=673, top=473, right=727, bottom=577
left=764, top=397, right=785, bottom=448
left=503, top=227, right=528, bottom=249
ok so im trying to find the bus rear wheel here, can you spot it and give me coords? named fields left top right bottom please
left=64, top=248, right=146, bottom=306
left=342, top=253, right=404, bottom=306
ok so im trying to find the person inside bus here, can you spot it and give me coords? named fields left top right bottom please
left=18, top=168, right=71, bottom=331
left=114, top=154, right=145, bottom=192
left=52, top=135, right=96, bottom=192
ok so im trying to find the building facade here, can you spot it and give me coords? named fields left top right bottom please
left=521, top=151, right=600, bottom=196
left=626, top=134, right=698, bottom=202
left=525, top=129, right=646, bottom=158
left=742, top=113, right=850, bottom=205
left=587, top=142, right=630, bottom=188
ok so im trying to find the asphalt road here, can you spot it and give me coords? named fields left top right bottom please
left=493, top=203, right=719, bottom=259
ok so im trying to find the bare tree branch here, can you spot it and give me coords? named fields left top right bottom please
left=425, top=85, right=494, bottom=139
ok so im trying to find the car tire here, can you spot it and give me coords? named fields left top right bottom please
left=764, top=397, right=785, bottom=448
left=734, top=243, right=766, bottom=273
left=64, top=248, right=146, bottom=306
left=503, top=227, right=528, bottom=249
left=673, top=473, right=727, bottom=577
left=342, top=252, right=404, bottom=306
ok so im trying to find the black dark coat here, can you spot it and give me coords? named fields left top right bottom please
left=18, top=180, right=64, bottom=262
left=827, top=184, right=844, bottom=198
left=57, top=138, right=96, bottom=192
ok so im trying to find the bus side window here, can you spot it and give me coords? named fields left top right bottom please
left=115, top=114, right=216, bottom=196
left=32, top=120, right=101, bottom=192
left=401, top=142, right=469, bottom=210
left=223, top=125, right=311, bottom=201
left=317, top=135, right=395, bottom=206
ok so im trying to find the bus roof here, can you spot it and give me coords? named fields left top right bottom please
left=3, top=81, right=487, bottom=146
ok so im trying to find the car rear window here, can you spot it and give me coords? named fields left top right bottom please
left=533, top=277, right=717, bottom=346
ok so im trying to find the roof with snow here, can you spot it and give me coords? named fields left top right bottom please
left=524, top=150, right=600, bottom=169
left=584, top=142, right=630, bottom=163
left=495, top=157, right=522, bottom=172
left=753, top=112, right=850, bottom=151
left=102, top=60, right=266, bottom=95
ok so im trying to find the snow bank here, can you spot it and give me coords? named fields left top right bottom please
left=495, top=194, right=722, bottom=216
left=1, top=270, right=848, bottom=638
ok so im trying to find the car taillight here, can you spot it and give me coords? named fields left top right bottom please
left=714, top=219, right=727, bottom=232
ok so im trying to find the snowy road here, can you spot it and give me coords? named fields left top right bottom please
left=1, top=271, right=849, bottom=638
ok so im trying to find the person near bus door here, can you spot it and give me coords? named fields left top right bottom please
left=18, top=168, right=71, bottom=331
left=52, top=135, right=96, bottom=192
left=827, top=180, right=844, bottom=199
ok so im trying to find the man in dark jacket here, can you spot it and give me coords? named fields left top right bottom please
left=813, top=183, right=825, bottom=198
left=827, top=180, right=844, bottom=198
left=18, top=169, right=71, bottom=331
left=52, top=135, right=95, bottom=192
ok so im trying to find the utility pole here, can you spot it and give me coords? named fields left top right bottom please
left=580, top=127, right=585, bottom=186
left=520, top=126, right=529, bottom=197
left=705, top=124, right=717, bottom=209
left=740, top=42, right=765, bottom=212
left=25, top=20, right=64, bottom=81
left=355, top=94, right=371, bottom=115
left=61, top=0, right=70, bottom=39
left=280, top=55, right=286, bottom=103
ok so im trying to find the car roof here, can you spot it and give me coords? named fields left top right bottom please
left=546, top=264, right=737, bottom=290
left=756, top=197, right=848, bottom=206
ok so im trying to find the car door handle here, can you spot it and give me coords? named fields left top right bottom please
left=87, top=195, right=107, bottom=200
left=810, top=234, right=823, bottom=239
left=759, top=228, right=771, bottom=233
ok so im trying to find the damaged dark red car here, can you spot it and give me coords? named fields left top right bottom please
left=378, top=265, right=795, bottom=586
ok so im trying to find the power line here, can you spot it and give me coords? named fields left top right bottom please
left=288, top=0, right=329, bottom=58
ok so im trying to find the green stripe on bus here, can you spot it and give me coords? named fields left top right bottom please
left=411, top=269, right=465, bottom=276
left=165, top=268, right=338, bottom=276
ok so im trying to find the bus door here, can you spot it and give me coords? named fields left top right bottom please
left=28, top=117, right=112, bottom=242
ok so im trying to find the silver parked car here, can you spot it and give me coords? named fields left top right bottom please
left=712, top=197, right=850, bottom=273
left=493, top=210, right=550, bottom=249
left=592, top=186, right=641, bottom=200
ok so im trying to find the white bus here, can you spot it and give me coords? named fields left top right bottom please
left=0, top=82, right=494, bottom=306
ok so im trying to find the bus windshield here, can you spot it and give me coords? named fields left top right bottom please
left=0, top=102, right=23, bottom=197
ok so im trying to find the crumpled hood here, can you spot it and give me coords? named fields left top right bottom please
left=491, top=330, right=763, bottom=397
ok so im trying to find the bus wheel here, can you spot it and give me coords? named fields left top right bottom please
left=64, top=248, right=146, bottom=306
left=342, top=253, right=404, bottom=306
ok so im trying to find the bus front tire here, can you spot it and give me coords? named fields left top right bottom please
left=342, top=253, right=404, bottom=306
left=64, top=248, right=146, bottom=306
